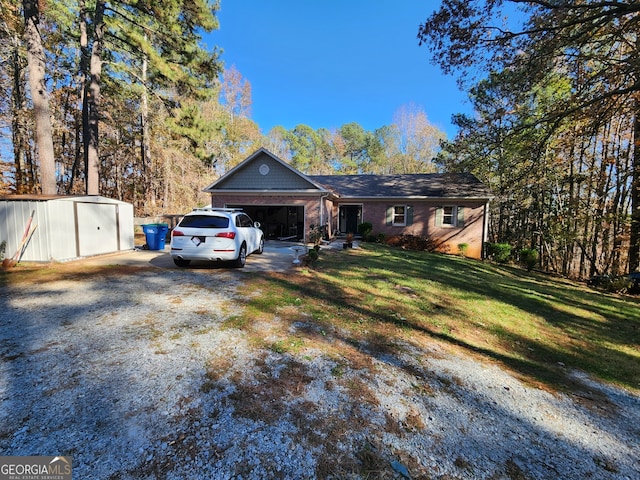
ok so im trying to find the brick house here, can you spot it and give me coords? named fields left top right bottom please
left=204, top=148, right=492, bottom=259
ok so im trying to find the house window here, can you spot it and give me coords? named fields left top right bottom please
left=393, top=205, right=406, bottom=226
left=437, top=206, right=464, bottom=227
left=386, top=205, right=413, bottom=226
left=442, top=206, right=456, bottom=226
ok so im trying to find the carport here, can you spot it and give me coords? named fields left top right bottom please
left=227, top=204, right=304, bottom=240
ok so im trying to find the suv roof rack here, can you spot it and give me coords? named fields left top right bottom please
left=191, top=207, right=244, bottom=212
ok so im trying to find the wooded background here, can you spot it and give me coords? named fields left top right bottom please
left=1, top=0, right=638, bottom=277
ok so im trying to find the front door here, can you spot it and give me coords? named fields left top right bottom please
left=339, top=205, right=361, bottom=235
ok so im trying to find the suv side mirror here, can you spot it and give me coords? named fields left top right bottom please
left=254, top=221, right=261, bottom=228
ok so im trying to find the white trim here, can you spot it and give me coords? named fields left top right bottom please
left=441, top=205, right=457, bottom=226
left=210, top=190, right=324, bottom=196
left=392, top=204, right=408, bottom=226
left=342, top=196, right=491, bottom=201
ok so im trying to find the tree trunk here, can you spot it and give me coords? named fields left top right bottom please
left=72, top=0, right=89, bottom=194
left=84, top=1, right=105, bottom=195
left=69, top=113, right=82, bottom=193
left=10, top=29, right=29, bottom=193
left=140, top=47, right=155, bottom=212
left=22, top=0, right=56, bottom=194
left=630, top=101, right=640, bottom=272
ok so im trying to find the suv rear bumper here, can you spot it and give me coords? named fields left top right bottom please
left=171, top=249, right=238, bottom=262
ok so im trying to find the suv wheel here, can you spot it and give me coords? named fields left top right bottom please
left=255, top=237, right=264, bottom=254
left=234, top=243, right=247, bottom=268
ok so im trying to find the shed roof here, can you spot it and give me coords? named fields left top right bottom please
left=0, top=195, right=130, bottom=204
left=0, top=194, right=65, bottom=201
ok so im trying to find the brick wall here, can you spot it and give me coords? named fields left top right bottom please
left=348, top=200, right=487, bottom=259
left=210, top=194, right=488, bottom=258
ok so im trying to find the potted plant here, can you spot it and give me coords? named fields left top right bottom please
left=343, top=232, right=354, bottom=249
left=308, top=225, right=323, bottom=251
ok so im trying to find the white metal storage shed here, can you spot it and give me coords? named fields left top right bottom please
left=0, top=195, right=134, bottom=262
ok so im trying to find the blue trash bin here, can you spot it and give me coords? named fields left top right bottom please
left=142, top=223, right=169, bottom=250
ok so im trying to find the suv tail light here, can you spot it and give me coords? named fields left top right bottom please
left=215, top=232, right=236, bottom=239
left=172, top=229, right=184, bottom=236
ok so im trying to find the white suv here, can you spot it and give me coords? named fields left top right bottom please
left=170, top=208, right=264, bottom=268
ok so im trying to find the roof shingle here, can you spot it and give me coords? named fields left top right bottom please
left=309, top=173, right=492, bottom=199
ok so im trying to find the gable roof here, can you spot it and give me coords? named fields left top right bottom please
left=203, top=148, right=328, bottom=193
left=310, top=173, right=492, bottom=200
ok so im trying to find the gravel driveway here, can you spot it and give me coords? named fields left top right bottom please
left=1, top=266, right=638, bottom=479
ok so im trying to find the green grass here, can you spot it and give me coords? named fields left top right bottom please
left=236, top=243, right=640, bottom=393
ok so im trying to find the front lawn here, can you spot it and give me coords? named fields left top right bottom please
left=234, top=243, right=640, bottom=394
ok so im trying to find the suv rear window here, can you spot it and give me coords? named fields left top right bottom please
left=179, top=215, right=229, bottom=228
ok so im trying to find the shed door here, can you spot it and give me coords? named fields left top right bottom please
left=76, top=202, right=119, bottom=256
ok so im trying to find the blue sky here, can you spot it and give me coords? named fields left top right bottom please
left=206, top=1, right=470, bottom=139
